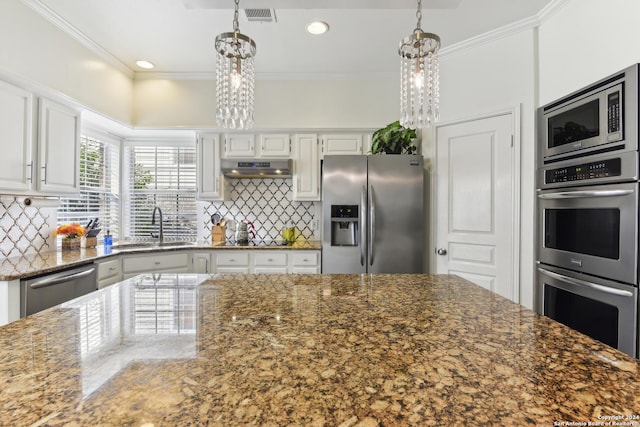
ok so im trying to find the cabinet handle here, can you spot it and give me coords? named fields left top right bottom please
left=154, top=261, right=161, bottom=265
left=26, top=161, right=33, bottom=183
left=41, top=164, right=48, bottom=183
left=229, top=258, right=235, bottom=262
left=108, top=267, right=116, bottom=271
left=215, top=176, right=219, bottom=192
left=267, top=258, right=273, bottom=262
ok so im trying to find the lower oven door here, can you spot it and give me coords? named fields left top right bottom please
left=537, top=181, right=638, bottom=284
left=536, top=265, right=637, bottom=357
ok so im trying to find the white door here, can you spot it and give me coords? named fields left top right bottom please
left=434, top=113, right=518, bottom=301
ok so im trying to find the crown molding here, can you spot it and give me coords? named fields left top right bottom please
left=440, top=0, right=569, bottom=57
left=134, top=71, right=397, bottom=81
left=21, top=0, right=569, bottom=82
left=20, top=0, right=135, bottom=78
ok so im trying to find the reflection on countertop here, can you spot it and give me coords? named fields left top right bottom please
left=0, top=273, right=638, bottom=426
left=0, top=240, right=321, bottom=281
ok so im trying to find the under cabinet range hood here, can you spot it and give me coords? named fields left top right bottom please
left=221, top=158, right=292, bottom=178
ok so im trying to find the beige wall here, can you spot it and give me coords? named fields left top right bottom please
left=0, top=0, right=132, bottom=124
left=133, top=76, right=399, bottom=129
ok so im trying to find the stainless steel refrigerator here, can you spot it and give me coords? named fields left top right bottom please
left=322, top=155, right=424, bottom=273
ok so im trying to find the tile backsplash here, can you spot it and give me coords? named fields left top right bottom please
left=0, top=196, right=57, bottom=258
left=198, top=178, right=320, bottom=243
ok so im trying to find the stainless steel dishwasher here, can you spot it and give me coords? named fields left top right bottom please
left=20, top=263, right=97, bottom=317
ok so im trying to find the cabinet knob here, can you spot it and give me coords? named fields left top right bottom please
left=436, top=248, right=447, bottom=256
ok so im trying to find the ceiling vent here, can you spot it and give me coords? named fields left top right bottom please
left=243, top=8, right=277, bottom=23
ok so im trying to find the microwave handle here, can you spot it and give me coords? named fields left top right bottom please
left=537, top=268, right=634, bottom=297
left=538, top=189, right=634, bottom=199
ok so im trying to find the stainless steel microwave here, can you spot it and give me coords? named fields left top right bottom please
left=538, top=64, right=639, bottom=162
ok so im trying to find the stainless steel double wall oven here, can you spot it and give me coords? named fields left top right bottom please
left=536, top=64, right=640, bottom=357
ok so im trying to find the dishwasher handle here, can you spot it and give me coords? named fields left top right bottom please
left=29, top=267, right=96, bottom=290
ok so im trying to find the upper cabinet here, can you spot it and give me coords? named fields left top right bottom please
left=0, top=80, right=80, bottom=196
left=38, top=98, right=81, bottom=194
left=321, top=134, right=366, bottom=158
left=292, top=134, right=320, bottom=201
left=258, top=134, right=290, bottom=157
left=197, top=133, right=228, bottom=201
left=0, top=80, right=33, bottom=193
left=222, top=134, right=255, bottom=158
left=222, top=133, right=291, bottom=158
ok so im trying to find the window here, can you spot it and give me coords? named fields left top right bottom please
left=123, top=141, right=197, bottom=241
left=58, top=134, right=120, bottom=240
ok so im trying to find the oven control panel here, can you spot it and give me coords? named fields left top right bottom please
left=545, top=158, right=622, bottom=183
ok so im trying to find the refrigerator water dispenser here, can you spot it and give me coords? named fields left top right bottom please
left=330, top=205, right=358, bottom=246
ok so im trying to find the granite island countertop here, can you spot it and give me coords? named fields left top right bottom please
left=0, top=239, right=321, bottom=281
left=0, top=273, right=639, bottom=426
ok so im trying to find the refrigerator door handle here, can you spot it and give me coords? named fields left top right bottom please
left=369, top=185, right=376, bottom=266
left=360, top=185, right=366, bottom=266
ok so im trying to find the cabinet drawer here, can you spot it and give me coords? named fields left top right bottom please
left=98, top=258, right=121, bottom=280
left=215, top=252, right=250, bottom=266
left=123, top=253, right=190, bottom=274
left=291, top=251, right=319, bottom=266
left=253, top=252, right=287, bottom=267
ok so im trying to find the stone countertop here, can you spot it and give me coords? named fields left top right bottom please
left=0, top=240, right=321, bottom=281
left=0, top=273, right=638, bottom=426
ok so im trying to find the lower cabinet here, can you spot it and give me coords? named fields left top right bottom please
left=290, top=251, right=321, bottom=273
left=214, top=251, right=250, bottom=274
left=191, top=252, right=211, bottom=273
left=212, top=250, right=321, bottom=274
left=122, top=252, right=190, bottom=279
left=253, top=252, right=288, bottom=274
left=96, top=257, right=122, bottom=289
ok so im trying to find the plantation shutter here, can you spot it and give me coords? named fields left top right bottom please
left=58, top=134, right=120, bottom=240
left=123, top=141, right=197, bottom=241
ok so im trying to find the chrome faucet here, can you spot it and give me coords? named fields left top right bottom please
left=151, top=206, right=164, bottom=243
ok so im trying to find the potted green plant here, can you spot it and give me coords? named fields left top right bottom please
left=370, top=120, right=418, bottom=154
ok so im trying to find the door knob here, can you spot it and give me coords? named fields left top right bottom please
left=436, top=248, right=447, bottom=256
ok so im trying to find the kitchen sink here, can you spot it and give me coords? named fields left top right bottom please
left=112, top=241, right=194, bottom=250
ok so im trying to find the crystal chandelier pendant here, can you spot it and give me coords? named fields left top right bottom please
left=399, top=0, right=440, bottom=129
left=215, top=0, right=256, bottom=130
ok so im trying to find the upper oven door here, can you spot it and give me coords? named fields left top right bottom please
left=542, top=83, right=623, bottom=160
left=537, top=181, right=638, bottom=284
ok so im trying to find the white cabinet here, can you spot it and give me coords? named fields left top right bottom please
left=290, top=251, right=321, bottom=273
left=0, top=80, right=33, bottom=193
left=197, top=133, right=228, bottom=201
left=292, top=134, right=320, bottom=201
left=97, top=257, right=122, bottom=289
left=222, top=134, right=255, bottom=158
left=191, top=252, right=211, bottom=273
left=122, top=252, right=190, bottom=279
left=212, top=249, right=320, bottom=274
left=37, top=98, right=81, bottom=194
left=321, top=134, right=364, bottom=157
left=253, top=251, right=288, bottom=274
left=0, top=83, right=80, bottom=196
left=214, top=251, right=250, bottom=274
left=222, top=133, right=291, bottom=158
left=258, top=134, right=290, bottom=157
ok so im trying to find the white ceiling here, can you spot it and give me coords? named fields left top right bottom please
left=27, top=0, right=556, bottom=78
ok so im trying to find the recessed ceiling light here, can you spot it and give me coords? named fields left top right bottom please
left=306, top=21, right=329, bottom=35
left=136, top=60, right=155, bottom=69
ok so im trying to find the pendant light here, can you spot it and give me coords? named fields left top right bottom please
left=399, top=0, right=440, bottom=129
left=215, top=0, right=256, bottom=129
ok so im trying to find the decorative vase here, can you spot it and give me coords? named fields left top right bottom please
left=61, top=237, right=81, bottom=251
